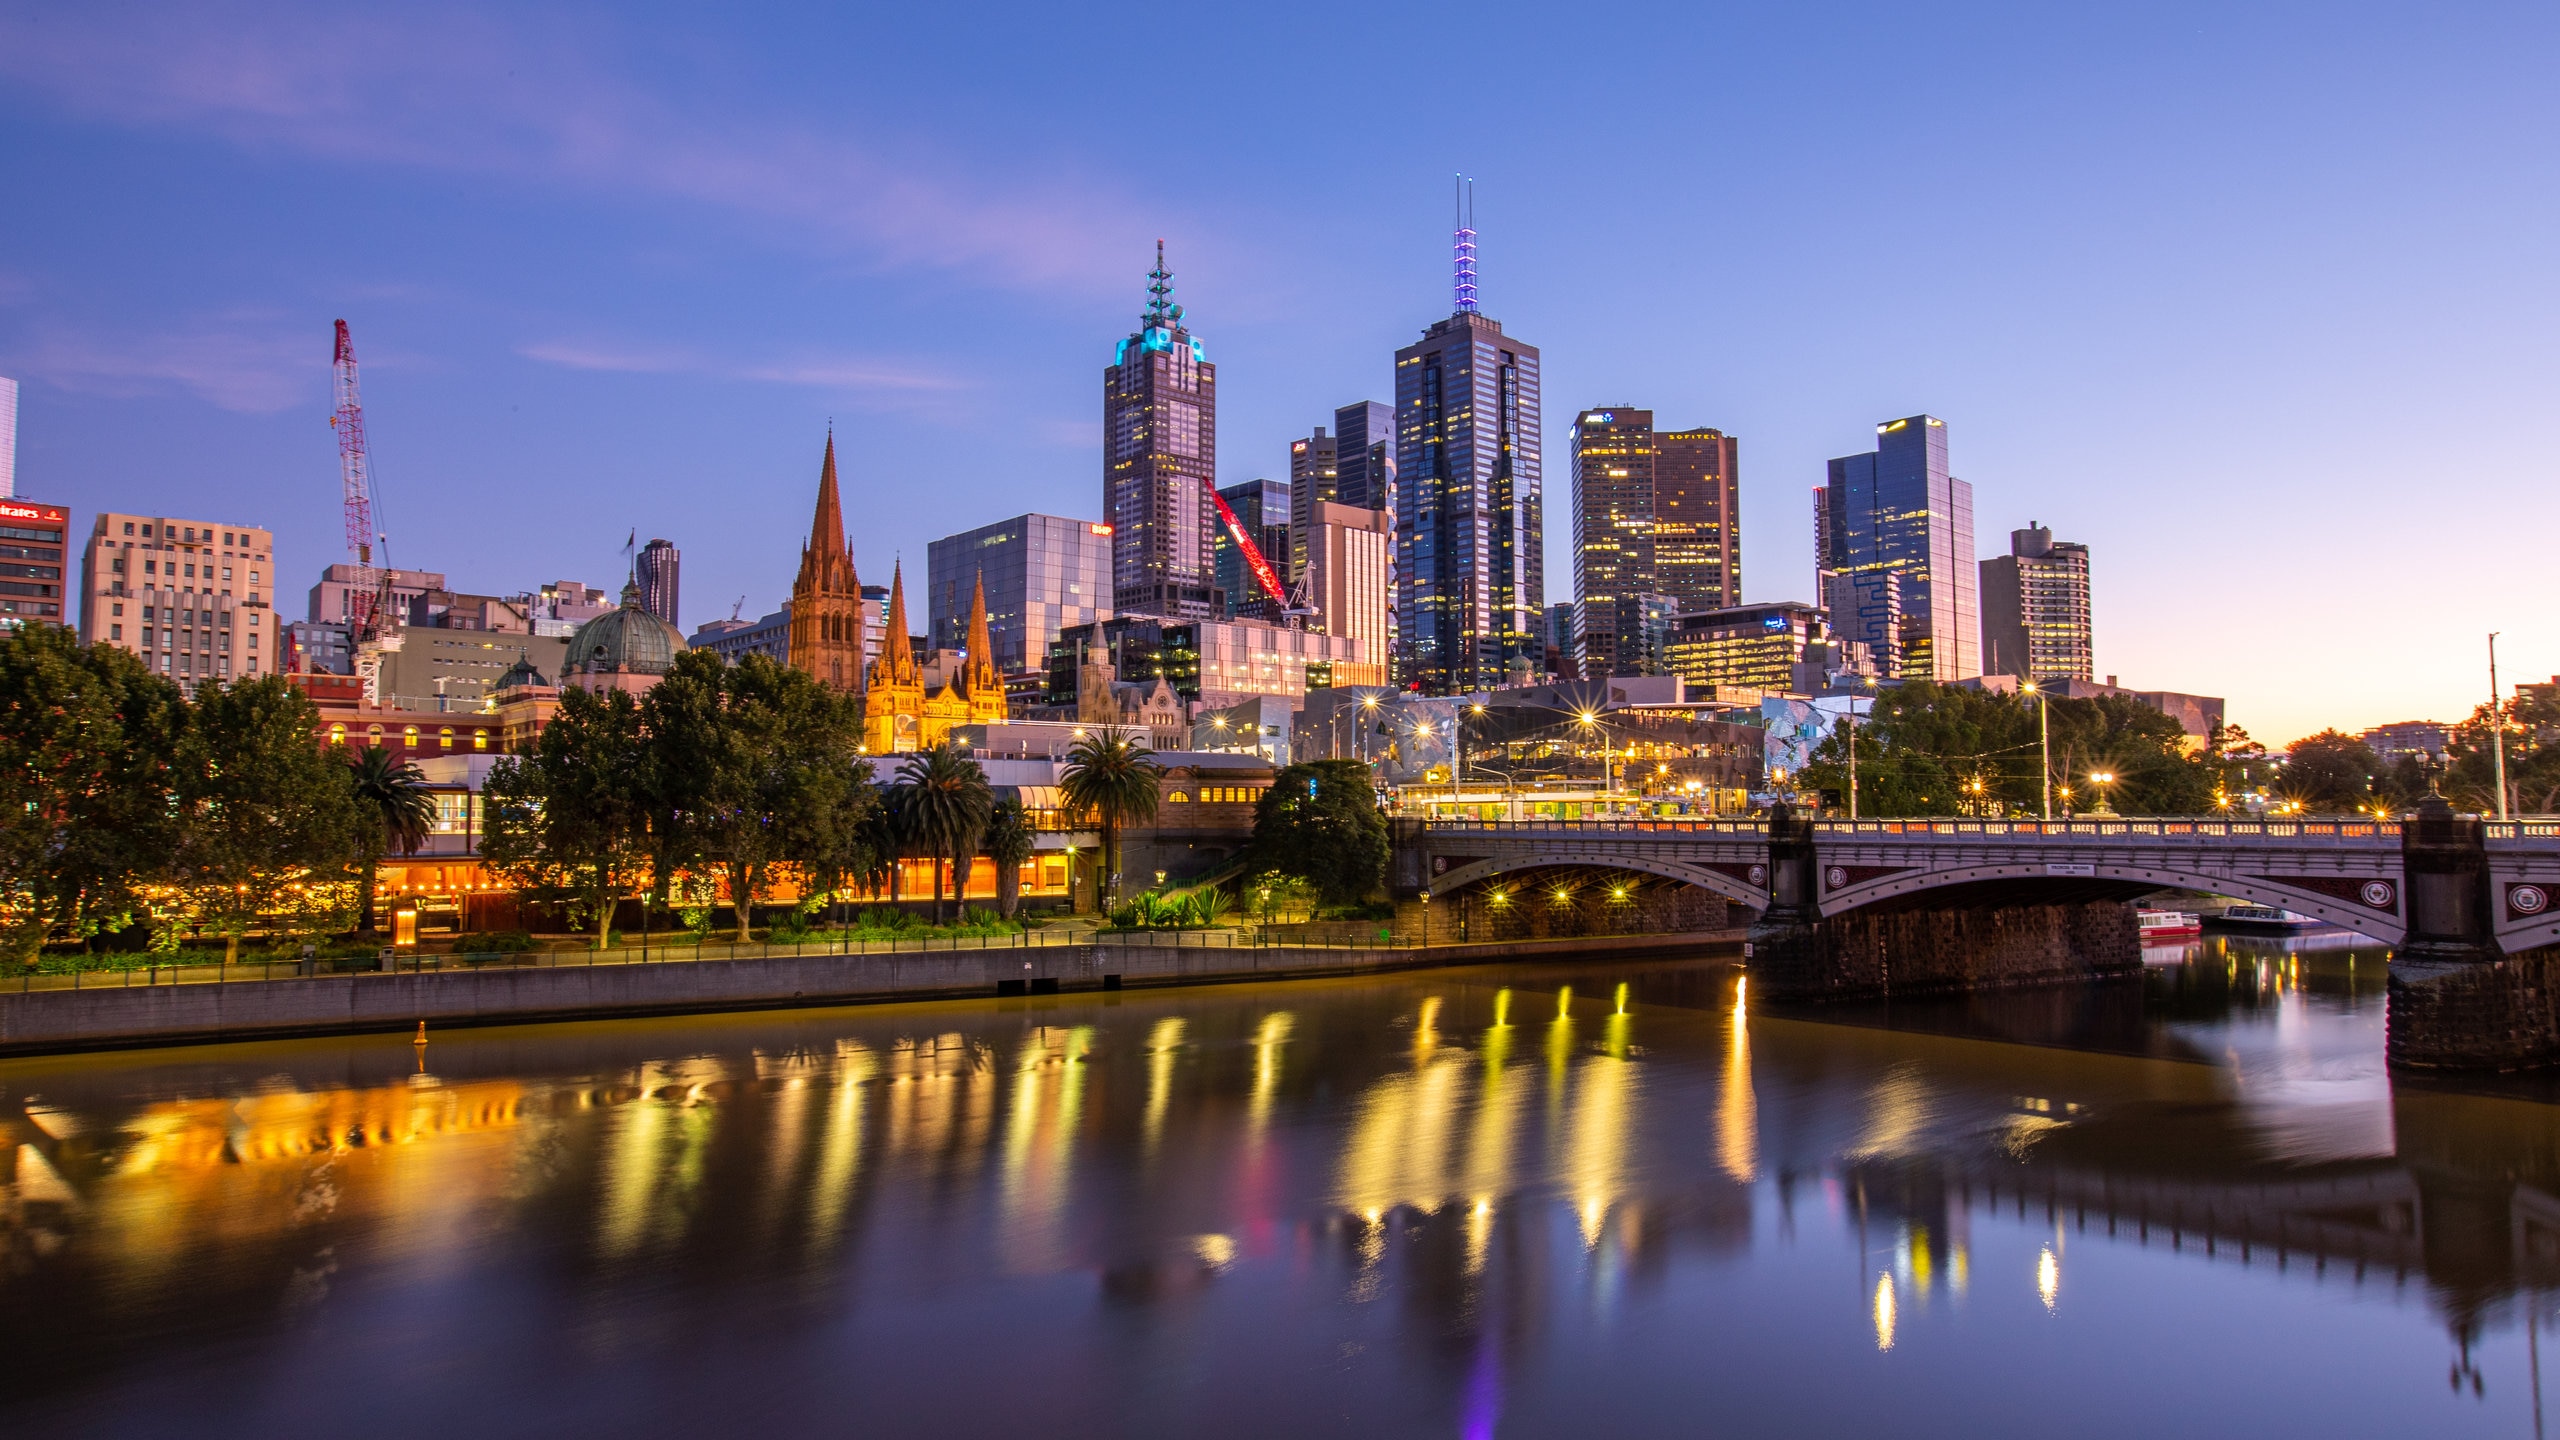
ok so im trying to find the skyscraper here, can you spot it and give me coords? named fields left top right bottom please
left=1656, top=426, right=1740, bottom=613
left=787, top=434, right=864, bottom=691
left=636, top=537, right=680, bottom=631
left=1286, top=428, right=1337, bottom=580
left=0, top=376, right=17, bottom=499
left=1212, top=478, right=1291, bottom=620
left=1104, top=243, right=1220, bottom=620
left=1980, top=522, right=2093, bottom=683
left=1570, top=407, right=1660, bottom=678
left=1815, top=415, right=1978, bottom=682
left=1303, top=500, right=1392, bottom=664
left=1394, top=185, right=1542, bottom=694
left=1334, top=400, right=1396, bottom=511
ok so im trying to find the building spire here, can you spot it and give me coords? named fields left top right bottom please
left=963, top=568, right=1000, bottom=697
left=809, top=430, right=847, bottom=560
left=876, top=560, right=917, bottom=685
left=1452, top=175, right=1478, bottom=314
left=1145, top=239, right=1180, bottom=328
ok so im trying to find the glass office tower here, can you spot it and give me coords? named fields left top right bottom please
left=1393, top=286, right=1541, bottom=692
left=1104, top=243, right=1221, bottom=620
left=1815, top=415, right=1978, bottom=681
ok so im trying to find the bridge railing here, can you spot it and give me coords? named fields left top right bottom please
left=1422, top=816, right=2435, bottom=840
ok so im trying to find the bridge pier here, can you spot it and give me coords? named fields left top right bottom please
left=1745, top=803, right=2144, bottom=1000
left=2386, top=797, right=2557, bottom=1071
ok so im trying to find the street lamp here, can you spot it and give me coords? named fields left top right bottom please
left=2087, top=770, right=2118, bottom=817
left=2021, top=681, right=2053, bottom=821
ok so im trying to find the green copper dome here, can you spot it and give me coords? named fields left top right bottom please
left=566, top=582, right=684, bottom=677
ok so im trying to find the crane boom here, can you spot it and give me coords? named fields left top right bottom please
left=329, top=320, right=400, bottom=699
left=1204, top=478, right=1290, bottom=610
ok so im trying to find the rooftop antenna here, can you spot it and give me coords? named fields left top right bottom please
left=1146, top=239, right=1177, bottom=327
left=1452, top=175, right=1478, bottom=314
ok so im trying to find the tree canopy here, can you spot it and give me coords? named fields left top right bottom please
left=1250, top=759, right=1389, bottom=905
left=1797, top=681, right=2215, bottom=817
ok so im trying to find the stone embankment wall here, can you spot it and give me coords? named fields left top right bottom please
left=1753, top=899, right=2141, bottom=1001
left=0, top=930, right=1745, bottom=1056
left=2387, top=946, right=2560, bottom=1072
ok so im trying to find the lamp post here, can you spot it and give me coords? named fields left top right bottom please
left=2022, top=680, right=2052, bottom=821
left=2087, top=770, right=2117, bottom=817
left=2491, top=631, right=2511, bottom=822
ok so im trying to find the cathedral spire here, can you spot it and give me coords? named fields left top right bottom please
left=964, top=569, right=1000, bottom=695
left=809, top=429, right=848, bottom=559
left=876, top=561, right=917, bottom=685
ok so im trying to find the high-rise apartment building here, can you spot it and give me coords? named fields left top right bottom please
left=80, top=512, right=278, bottom=693
left=1303, top=500, right=1392, bottom=663
left=637, top=538, right=680, bottom=631
left=1570, top=411, right=1744, bottom=678
left=1334, top=401, right=1397, bottom=512
left=1212, top=478, right=1290, bottom=620
left=1570, top=408, right=1660, bottom=678
left=1104, top=243, right=1220, bottom=620
left=1656, top=426, right=1741, bottom=613
left=926, top=512, right=1114, bottom=675
left=1979, top=522, right=2092, bottom=683
left=1395, top=200, right=1542, bottom=694
left=0, top=497, right=67, bottom=628
left=1815, top=415, right=1978, bottom=682
left=1286, top=428, right=1336, bottom=580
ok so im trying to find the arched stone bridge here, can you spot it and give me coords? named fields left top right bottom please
left=1407, top=811, right=2560, bottom=1072
left=1414, top=815, right=2560, bottom=952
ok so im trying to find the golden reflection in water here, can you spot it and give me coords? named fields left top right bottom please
left=598, top=1059, right=726, bottom=1261
left=1463, top=1006, right=1520, bottom=1201
left=1337, top=1053, right=1471, bottom=1215
left=1718, top=975, right=1758, bottom=1183
left=1415, top=995, right=1443, bottom=1057
left=998, top=1025, right=1093, bottom=1271
left=755, top=1049, right=818, bottom=1236
left=1492, top=987, right=1511, bottom=1027
left=1142, top=1017, right=1186, bottom=1153
left=1464, top=1197, right=1494, bottom=1276
left=1853, top=1062, right=1932, bottom=1159
left=1248, top=1012, right=1296, bottom=1134
left=805, top=1040, right=875, bottom=1256
left=2038, top=1245, right=2060, bottom=1311
left=1873, top=1272, right=1897, bottom=1350
left=1565, top=1046, right=1634, bottom=1249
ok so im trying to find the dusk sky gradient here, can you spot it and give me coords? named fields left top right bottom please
left=3, top=1, right=2554, bottom=743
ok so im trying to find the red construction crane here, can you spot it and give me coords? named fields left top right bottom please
left=328, top=318, right=389, bottom=640
left=1204, top=477, right=1294, bottom=613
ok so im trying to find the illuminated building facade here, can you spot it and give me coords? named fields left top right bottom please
left=1816, top=415, right=1978, bottom=682
left=1570, top=408, right=1660, bottom=678
left=787, top=434, right=865, bottom=691
left=78, top=509, right=275, bottom=693
left=1394, top=299, right=1542, bottom=693
left=927, top=512, right=1114, bottom=676
left=1979, top=522, right=2092, bottom=684
left=1104, top=243, right=1221, bottom=620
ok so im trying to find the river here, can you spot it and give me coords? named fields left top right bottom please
left=4, top=938, right=2556, bottom=1437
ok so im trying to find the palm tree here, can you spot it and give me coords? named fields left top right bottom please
left=891, top=741, right=993, bottom=924
left=983, top=798, right=1035, bottom=920
left=1059, top=727, right=1162, bottom=912
left=347, top=744, right=436, bottom=935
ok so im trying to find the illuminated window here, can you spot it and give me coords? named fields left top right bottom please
left=439, top=727, right=454, bottom=749
left=330, top=724, right=346, bottom=745
left=1168, top=791, right=1192, bottom=803
left=367, top=724, right=384, bottom=744
left=473, top=730, right=487, bottom=751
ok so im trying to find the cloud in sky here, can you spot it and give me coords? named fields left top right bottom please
left=0, top=4, right=1143, bottom=297
left=11, top=312, right=315, bottom=413
left=519, top=339, right=965, bottom=407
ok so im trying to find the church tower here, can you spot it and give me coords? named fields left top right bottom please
left=788, top=433, right=865, bottom=691
left=959, top=569, right=1009, bottom=725
left=863, top=561, right=926, bottom=753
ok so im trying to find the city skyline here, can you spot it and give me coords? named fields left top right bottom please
left=2, top=3, right=2555, bottom=737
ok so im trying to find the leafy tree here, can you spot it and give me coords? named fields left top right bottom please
left=2443, top=687, right=2560, bottom=816
left=1247, top=869, right=1318, bottom=925
left=2278, top=729, right=2385, bottom=815
left=892, top=741, right=993, bottom=924
left=170, top=676, right=360, bottom=964
left=0, top=626, right=185, bottom=967
left=347, top=744, right=436, bottom=934
left=1249, top=759, right=1389, bottom=906
left=982, top=797, right=1035, bottom=920
left=647, top=652, right=864, bottom=941
left=1798, top=681, right=2214, bottom=817
left=480, top=685, right=650, bottom=949
left=1060, top=727, right=1163, bottom=909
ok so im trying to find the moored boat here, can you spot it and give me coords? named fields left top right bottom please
left=2138, top=909, right=2202, bottom=941
left=2206, top=904, right=2319, bottom=933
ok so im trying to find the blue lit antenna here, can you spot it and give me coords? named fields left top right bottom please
left=1452, top=175, right=1478, bottom=313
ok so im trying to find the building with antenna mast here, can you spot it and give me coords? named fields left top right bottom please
left=1394, top=177, right=1544, bottom=694
left=1104, top=241, right=1222, bottom=621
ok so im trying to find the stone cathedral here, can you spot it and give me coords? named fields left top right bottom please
left=786, top=434, right=865, bottom=691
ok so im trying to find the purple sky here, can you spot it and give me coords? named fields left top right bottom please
left=2, top=1, right=2553, bottom=743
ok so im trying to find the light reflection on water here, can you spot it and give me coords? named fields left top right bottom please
left=2, top=935, right=2557, bottom=1438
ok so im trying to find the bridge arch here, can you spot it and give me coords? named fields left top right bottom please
left=1818, top=860, right=2408, bottom=944
left=1426, top=852, right=1769, bottom=911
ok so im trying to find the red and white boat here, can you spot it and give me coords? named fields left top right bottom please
left=2139, top=909, right=2202, bottom=941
